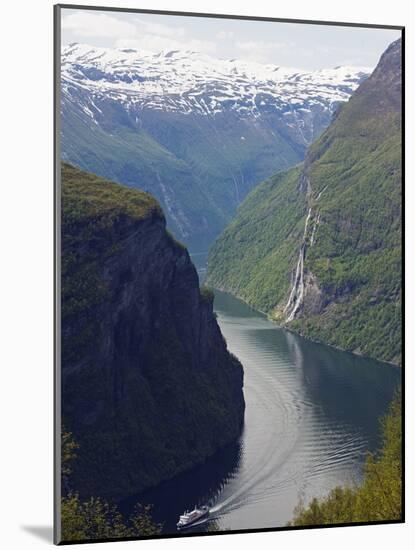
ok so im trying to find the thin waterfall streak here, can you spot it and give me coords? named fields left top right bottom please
left=232, top=174, right=240, bottom=203
left=303, top=208, right=312, bottom=238
left=286, top=246, right=305, bottom=323
left=309, top=213, right=320, bottom=247
left=284, top=248, right=303, bottom=314
left=316, top=185, right=328, bottom=202
left=284, top=208, right=311, bottom=321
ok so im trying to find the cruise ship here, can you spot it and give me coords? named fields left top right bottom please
left=177, top=506, right=209, bottom=529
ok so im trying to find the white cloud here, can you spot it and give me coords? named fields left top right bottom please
left=62, top=11, right=216, bottom=55
left=133, top=17, right=186, bottom=38
left=235, top=40, right=307, bottom=64
left=216, top=30, right=235, bottom=40
left=116, top=36, right=217, bottom=55
left=115, top=36, right=182, bottom=52
left=62, top=12, right=137, bottom=38
left=60, top=11, right=399, bottom=70
left=236, top=40, right=292, bottom=52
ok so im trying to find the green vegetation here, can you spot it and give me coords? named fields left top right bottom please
left=61, top=162, right=163, bottom=361
left=61, top=161, right=163, bottom=319
left=61, top=162, right=244, bottom=501
left=62, top=113, right=226, bottom=250
left=207, top=39, right=402, bottom=364
left=61, top=430, right=162, bottom=542
left=61, top=496, right=161, bottom=542
left=200, top=285, right=215, bottom=303
left=63, top=292, right=244, bottom=501
left=289, top=390, right=402, bottom=525
left=207, top=165, right=307, bottom=313
left=61, top=428, right=79, bottom=478
left=288, top=127, right=401, bottom=363
left=62, top=161, right=163, bottom=224
left=62, top=97, right=304, bottom=249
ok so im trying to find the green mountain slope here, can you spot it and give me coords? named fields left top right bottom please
left=61, top=111, right=226, bottom=251
left=62, top=48, right=369, bottom=251
left=207, top=38, right=402, bottom=365
left=61, top=163, right=245, bottom=500
left=62, top=105, right=302, bottom=251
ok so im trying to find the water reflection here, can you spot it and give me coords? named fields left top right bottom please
left=121, top=288, right=400, bottom=534
left=121, top=439, right=243, bottom=534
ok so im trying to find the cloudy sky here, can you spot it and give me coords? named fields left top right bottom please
left=61, top=8, right=401, bottom=70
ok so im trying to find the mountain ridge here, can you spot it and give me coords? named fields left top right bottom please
left=61, top=43, right=370, bottom=250
left=206, top=38, right=402, bottom=365
left=62, top=42, right=370, bottom=123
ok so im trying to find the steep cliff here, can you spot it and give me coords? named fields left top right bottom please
left=207, top=38, right=402, bottom=365
left=61, top=163, right=245, bottom=500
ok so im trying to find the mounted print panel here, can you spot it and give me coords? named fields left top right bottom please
left=54, top=4, right=404, bottom=544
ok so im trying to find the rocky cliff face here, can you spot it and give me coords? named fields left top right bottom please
left=61, top=163, right=244, bottom=500
left=207, top=38, right=402, bottom=365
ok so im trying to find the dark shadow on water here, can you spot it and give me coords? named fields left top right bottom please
left=214, top=288, right=401, bottom=451
left=119, top=438, right=242, bottom=535
left=21, top=525, right=53, bottom=543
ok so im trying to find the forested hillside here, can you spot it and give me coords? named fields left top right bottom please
left=289, top=390, right=402, bottom=525
left=207, top=38, right=402, bottom=364
left=61, top=163, right=245, bottom=501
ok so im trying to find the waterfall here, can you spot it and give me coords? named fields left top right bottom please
left=303, top=207, right=312, bottom=239
left=283, top=180, right=326, bottom=322
left=156, top=171, right=190, bottom=237
left=283, top=208, right=311, bottom=322
left=316, top=185, right=328, bottom=202
left=232, top=174, right=240, bottom=203
left=284, top=244, right=304, bottom=315
left=309, top=213, right=320, bottom=247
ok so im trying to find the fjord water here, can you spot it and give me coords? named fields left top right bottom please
left=123, top=286, right=400, bottom=533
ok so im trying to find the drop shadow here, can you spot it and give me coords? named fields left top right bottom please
left=21, top=525, right=53, bottom=543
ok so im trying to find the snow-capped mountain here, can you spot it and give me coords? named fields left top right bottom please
left=62, top=43, right=369, bottom=139
left=61, top=43, right=371, bottom=249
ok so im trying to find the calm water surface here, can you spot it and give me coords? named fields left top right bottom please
left=123, top=279, right=400, bottom=533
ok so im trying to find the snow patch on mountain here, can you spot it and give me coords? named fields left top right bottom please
left=61, top=43, right=371, bottom=121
